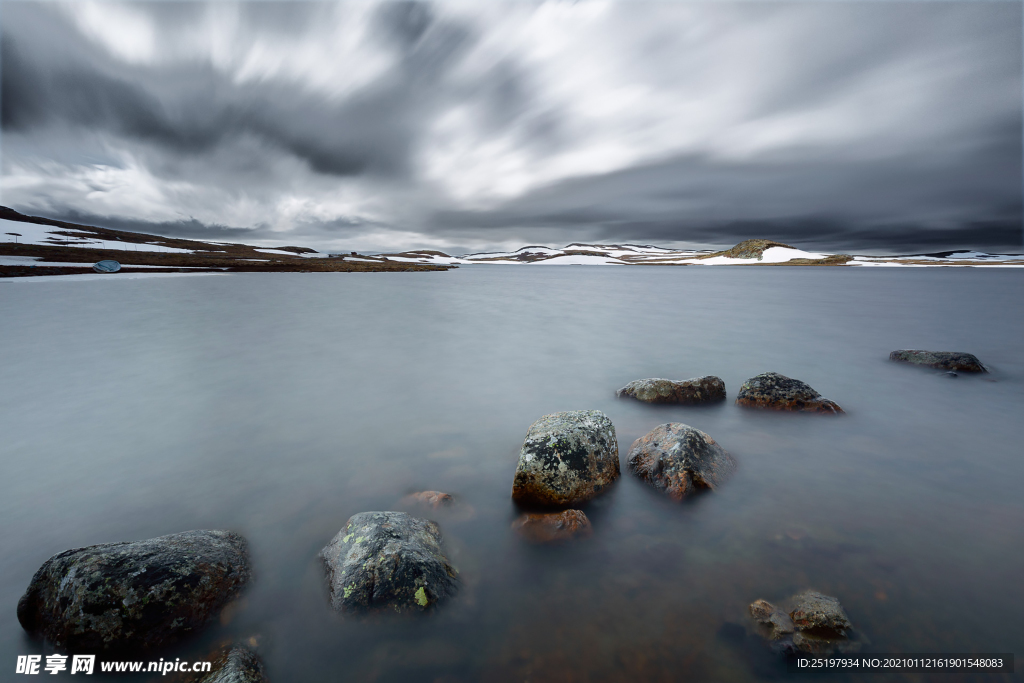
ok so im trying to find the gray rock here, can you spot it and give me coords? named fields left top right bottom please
left=889, top=350, right=987, bottom=372
left=511, top=410, right=620, bottom=507
left=626, top=423, right=735, bottom=501
left=188, top=645, right=267, bottom=683
left=616, top=376, right=726, bottom=404
left=319, top=511, right=458, bottom=614
left=736, top=372, right=843, bottom=414
left=17, top=530, right=250, bottom=651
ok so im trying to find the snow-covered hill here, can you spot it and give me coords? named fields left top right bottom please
left=380, top=240, right=1024, bottom=268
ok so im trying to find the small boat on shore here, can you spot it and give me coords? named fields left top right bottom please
left=92, top=260, right=121, bottom=273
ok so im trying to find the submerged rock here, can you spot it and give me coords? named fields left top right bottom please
left=399, top=491, right=454, bottom=509
left=749, top=590, right=857, bottom=656
left=187, top=644, right=268, bottom=683
left=17, top=530, right=250, bottom=651
left=616, top=376, right=726, bottom=404
left=319, top=511, right=458, bottom=614
left=511, top=410, right=620, bottom=507
left=511, top=510, right=593, bottom=544
left=736, top=372, right=843, bottom=414
left=627, top=423, right=735, bottom=501
left=889, top=350, right=987, bottom=372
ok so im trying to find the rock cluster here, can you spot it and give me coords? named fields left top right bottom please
left=616, top=376, right=726, bottom=404
left=627, top=423, right=735, bottom=501
left=511, top=510, right=593, bottom=544
left=319, top=511, right=458, bottom=614
left=736, top=372, right=843, bottom=414
left=511, top=410, right=620, bottom=507
left=17, top=530, right=250, bottom=651
left=889, top=350, right=987, bottom=372
left=749, top=590, right=858, bottom=655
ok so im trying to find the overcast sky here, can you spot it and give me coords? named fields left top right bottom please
left=2, top=1, right=1021, bottom=254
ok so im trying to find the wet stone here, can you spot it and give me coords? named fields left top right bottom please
left=616, top=376, right=726, bottom=405
left=627, top=423, right=736, bottom=501
left=736, top=372, right=843, bottom=414
left=186, top=644, right=268, bottom=683
left=511, top=410, right=620, bottom=508
left=889, top=350, right=987, bottom=372
left=399, top=491, right=454, bottom=509
left=17, top=530, right=251, bottom=652
left=319, top=511, right=458, bottom=615
left=511, top=510, right=593, bottom=544
left=749, top=590, right=858, bottom=656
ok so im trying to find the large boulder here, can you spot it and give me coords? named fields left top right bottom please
left=511, top=410, right=620, bottom=507
left=736, top=372, right=843, bottom=414
left=319, top=511, right=458, bottom=614
left=616, top=376, right=726, bottom=404
left=889, top=350, right=987, bottom=372
left=17, top=530, right=250, bottom=651
left=511, top=510, right=593, bottom=544
left=749, top=590, right=857, bottom=655
left=627, top=423, right=735, bottom=500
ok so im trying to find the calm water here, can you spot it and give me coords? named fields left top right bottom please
left=1, top=266, right=1022, bottom=682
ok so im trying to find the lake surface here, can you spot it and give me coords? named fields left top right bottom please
left=2, top=266, right=1022, bottom=682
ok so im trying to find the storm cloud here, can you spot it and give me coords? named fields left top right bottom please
left=1, top=1, right=1020, bottom=253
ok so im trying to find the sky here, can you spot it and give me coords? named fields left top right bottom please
left=1, top=1, right=1021, bottom=255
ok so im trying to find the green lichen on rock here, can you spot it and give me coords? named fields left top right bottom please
left=319, top=512, right=458, bottom=615
left=616, top=376, right=726, bottom=404
left=511, top=410, right=620, bottom=507
left=17, top=530, right=251, bottom=651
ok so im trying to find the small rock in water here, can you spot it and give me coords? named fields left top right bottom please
left=399, top=491, right=454, bottom=509
left=511, top=510, right=593, bottom=544
left=616, top=376, right=726, bottom=404
left=319, top=511, right=458, bottom=614
left=736, top=372, right=843, bottom=414
left=890, top=350, right=987, bottom=372
left=749, top=590, right=858, bottom=656
left=511, top=410, right=620, bottom=507
left=627, top=423, right=735, bottom=501
left=186, top=644, right=267, bottom=683
left=17, top=530, right=251, bottom=651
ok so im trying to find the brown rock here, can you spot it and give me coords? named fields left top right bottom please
left=511, top=510, right=593, bottom=544
left=400, top=491, right=454, bottom=509
left=627, top=423, right=735, bottom=501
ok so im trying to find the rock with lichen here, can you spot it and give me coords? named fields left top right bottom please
left=749, top=590, right=858, bottom=655
left=616, top=376, right=726, bottom=404
left=627, top=423, right=735, bottom=501
left=17, top=530, right=250, bottom=651
left=889, top=350, right=987, bottom=372
left=186, top=644, right=268, bottom=683
left=511, top=410, right=620, bottom=507
left=319, top=511, right=458, bottom=614
left=511, top=510, right=593, bottom=544
left=736, top=372, right=843, bottom=414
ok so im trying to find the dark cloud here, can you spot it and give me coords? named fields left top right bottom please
left=1, top=1, right=1020, bottom=253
